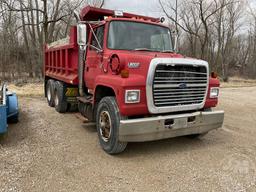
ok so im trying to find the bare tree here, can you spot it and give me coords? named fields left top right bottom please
left=0, top=0, right=104, bottom=79
left=159, top=0, right=248, bottom=80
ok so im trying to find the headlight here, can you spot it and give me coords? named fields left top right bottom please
left=210, top=87, right=219, bottom=98
left=125, top=90, right=140, bottom=103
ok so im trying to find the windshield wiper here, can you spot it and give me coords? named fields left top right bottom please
left=161, top=50, right=175, bottom=53
left=134, top=48, right=175, bottom=53
left=134, top=48, right=155, bottom=52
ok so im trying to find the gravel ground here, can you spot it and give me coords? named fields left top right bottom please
left=0, top=87, right=256, bottom=192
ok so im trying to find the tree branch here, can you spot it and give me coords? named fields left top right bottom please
left=159, top=0, right=200, bottom=37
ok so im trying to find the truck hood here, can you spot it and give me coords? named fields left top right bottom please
left=116, top=50, right=184, bottom=61
left=107, top=50, right=186, bottom=77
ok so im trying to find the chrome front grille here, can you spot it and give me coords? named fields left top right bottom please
left=153, top=64, right=208, bottom=107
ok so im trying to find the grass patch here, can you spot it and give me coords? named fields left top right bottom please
left=8, top=83, right=44, bottom=97
left=220, top=77, right=256, bottom=88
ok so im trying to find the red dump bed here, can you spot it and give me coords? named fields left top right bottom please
left=44, top=27, right=79, bottom=85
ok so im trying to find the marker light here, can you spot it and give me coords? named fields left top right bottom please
left=121, top=69, right=129, bottom=78
left=211, top=71, right=218, bottom=78
left=114, top=10, right=123, bottom=17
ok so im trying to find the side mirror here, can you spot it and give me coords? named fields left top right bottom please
left=77, top=23, right=87, bottom=46
left=174, top=34, right=178, bottom=52
left=172, top=30, right=178, bottom=52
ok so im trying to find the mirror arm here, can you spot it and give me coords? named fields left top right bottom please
left=74, top=11, right=81, bottom=22
left=88, top=44, right=103, bottom=53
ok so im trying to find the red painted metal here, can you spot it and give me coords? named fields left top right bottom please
left=80, top=6, right=159, bottom=22
left=45, top=27, right=79, bottom=84
left=204, top=77, right=220, bottom=109
left=44, top=6, right=221, bottom=117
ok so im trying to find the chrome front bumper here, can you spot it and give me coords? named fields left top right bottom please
left=119, top=110, right=224, bottom=142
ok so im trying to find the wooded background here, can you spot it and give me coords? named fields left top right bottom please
left=0, top=0, right=104, bottom=80
left=160, top=0, right=256, bottom=81
left=0, top=0, right=255, bottom=81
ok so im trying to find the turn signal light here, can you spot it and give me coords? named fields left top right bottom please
left=211, top=71, right=218, bottom=78
left=121, top=69, right=129, bottom=78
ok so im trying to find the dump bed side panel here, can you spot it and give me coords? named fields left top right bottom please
left=44, top=26, right=79, bottom=85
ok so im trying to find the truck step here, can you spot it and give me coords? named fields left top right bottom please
left=74, top=112, right=89, bottom=123
left=74, top=113, right=96, bottom=128
left=77, top=96, right=92, bottom=104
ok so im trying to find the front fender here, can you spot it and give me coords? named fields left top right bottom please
left=94, top=74, right=149, bottom=116
left=204, top=77, right=220, bottom=108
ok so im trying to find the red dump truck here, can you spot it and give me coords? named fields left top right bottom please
left=44, top=6, right=224, bottom=154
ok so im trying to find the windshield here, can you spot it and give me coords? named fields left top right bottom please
left=108, top=21, right=173, bottom=52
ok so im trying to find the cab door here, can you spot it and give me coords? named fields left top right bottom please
left=85, top=25, right=105, bottom=89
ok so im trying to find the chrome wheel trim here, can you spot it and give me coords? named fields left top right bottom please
left=54, top=91, right=59, bottom=107
left=99, top=111, right=112, bottom=142
left=47, top=85, right=51, bottom=101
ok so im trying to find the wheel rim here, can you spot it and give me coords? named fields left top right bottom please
left=47, top=85, right=51, bottom=101
left=99, top=111, right=112, bottom=142
left=54, top=91, right=59, bottom=107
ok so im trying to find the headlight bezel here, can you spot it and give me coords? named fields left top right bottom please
left=125, top=90, right=140, bottom=103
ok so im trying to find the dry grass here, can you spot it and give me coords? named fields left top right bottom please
left=220, top=77, right=256, bottom=88
left=5, top=77, right=256, bottom=96
left=8, top=83, right=44, bottom=96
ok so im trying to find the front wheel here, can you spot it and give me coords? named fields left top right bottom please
left=8, top=114, right=19, bottom=124
left=96, top=97, right=127, bottom=154
left=187, top=108, right=212, bottom=139
left=186, top=132, right=208, bottom=139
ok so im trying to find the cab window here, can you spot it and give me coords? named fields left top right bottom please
left=90, top=25, right=104, bottom=50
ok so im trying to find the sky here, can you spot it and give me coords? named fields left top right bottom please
left=103, top=0, right=256, bottom=32
left=104, top=0, right=165, bottom=18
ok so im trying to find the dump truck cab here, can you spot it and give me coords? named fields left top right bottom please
left=44, top=6, right=224, bottom=154
left=86, top=19, right=175, bottom=115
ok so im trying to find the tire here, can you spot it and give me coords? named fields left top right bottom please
left=46, top=79, right=55, bottom=107
left=54, top=81, right=68, bottom=113
left=8, top=114, right=19, bottom=124
left=96, top=97, right=127, bottom=154
left=186, top=132, right=208, bottom=139
left=187, top=108, right=211, bottom=139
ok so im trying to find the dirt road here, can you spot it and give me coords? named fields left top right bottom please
left=1, top=87, right=256, bottom=192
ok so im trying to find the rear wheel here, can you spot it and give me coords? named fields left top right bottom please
left=54, top=81, right=68, bottom=113
left=46, top=79, right=55, bottom=107
left=96, top=97, right=127, bottom=154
